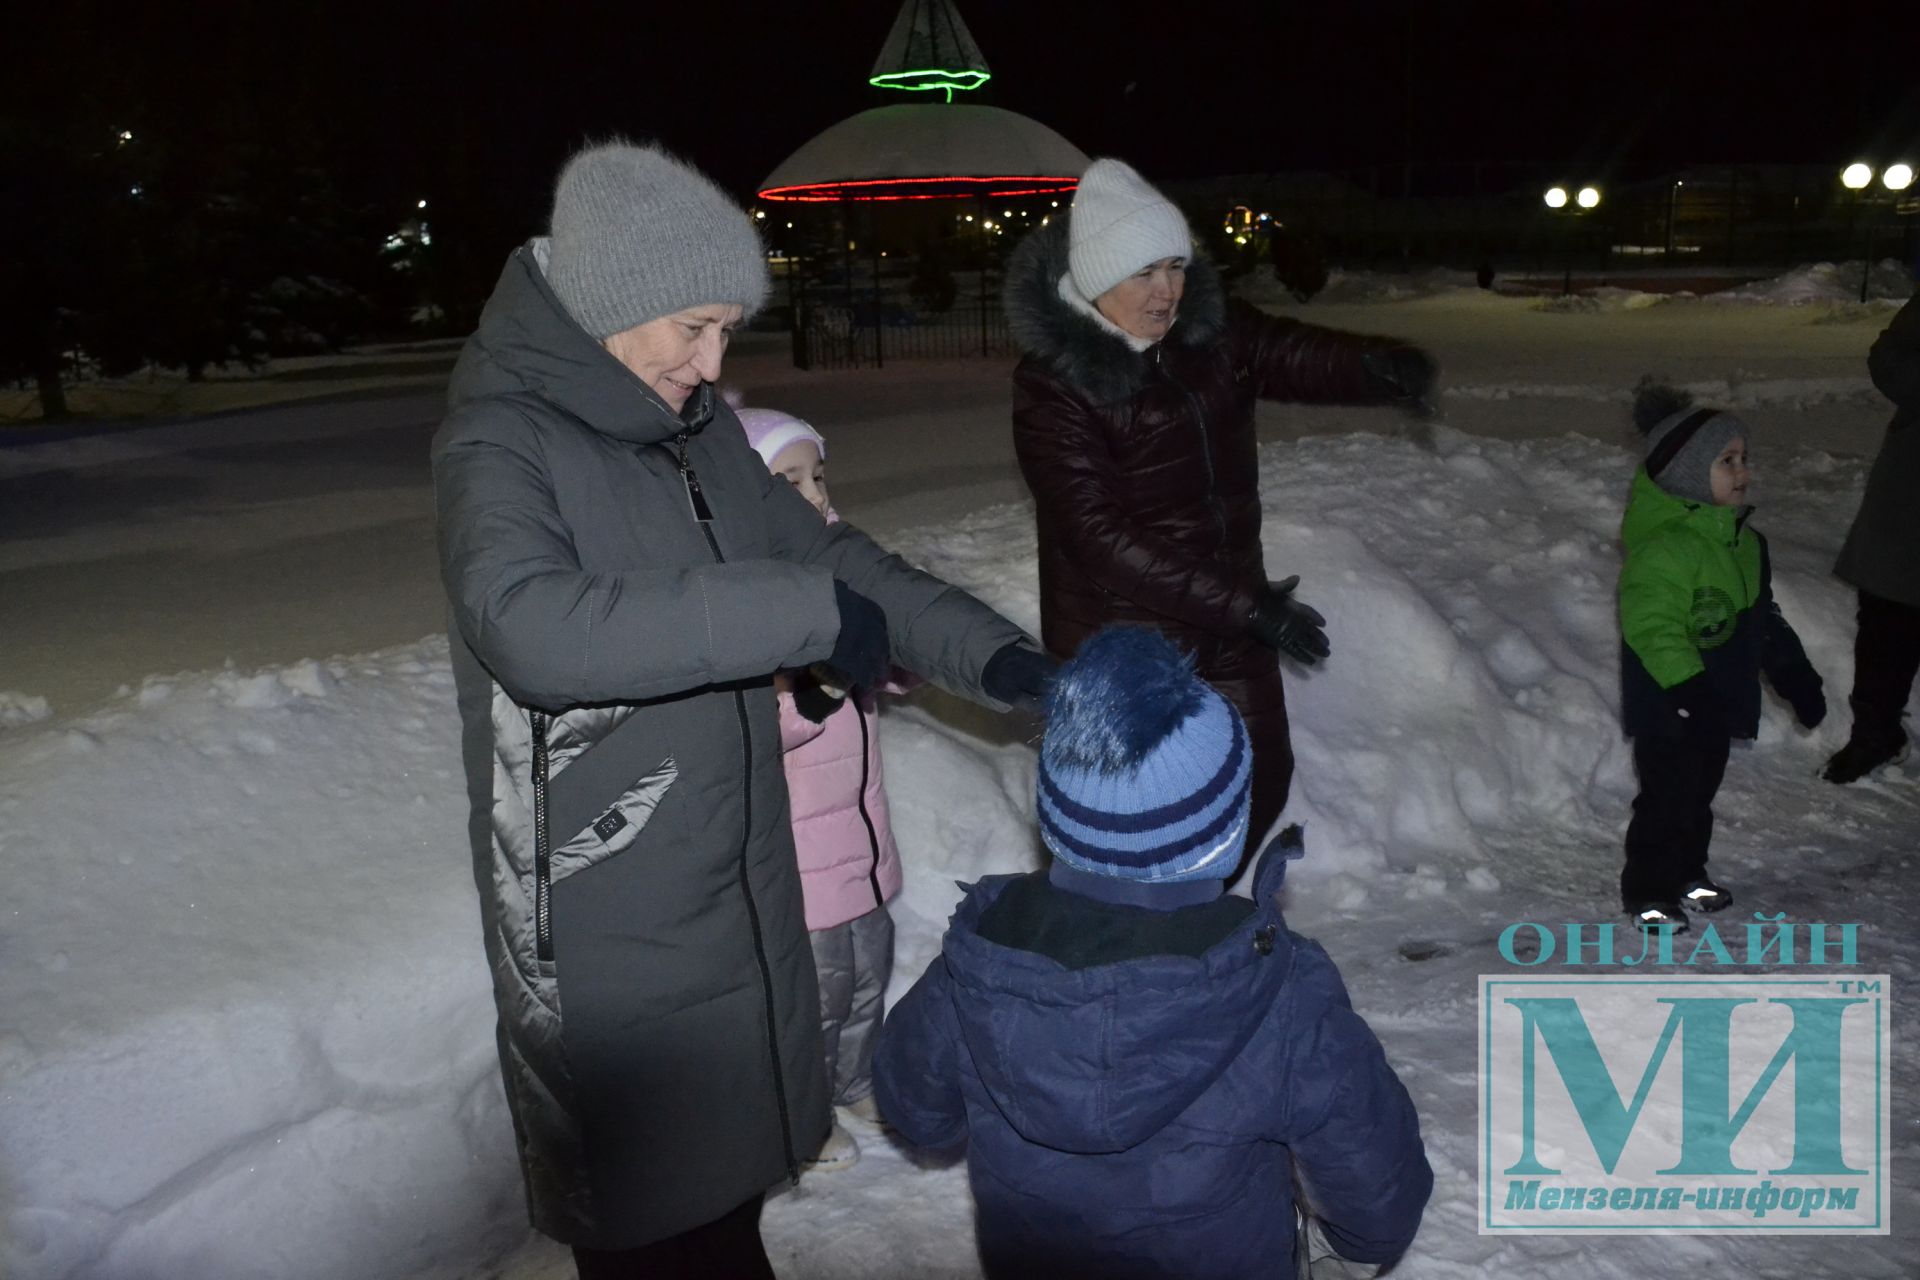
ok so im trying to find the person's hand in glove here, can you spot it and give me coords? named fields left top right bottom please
left=1248, top=576, right=1330, bottom=665
left=791, top=670, right=846, bottom=724
left=981, top=643, right=1060, bottom=711
left=820, top=581, right=889, bottom=692
left=1666, top=673, right=1728, bottom=734
left=1771, top=663, right=1827, bottom=729
left=1360, top=345, right=1441, bottom=420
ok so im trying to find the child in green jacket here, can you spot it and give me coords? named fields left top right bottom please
left=1618, top=383, right=1826, bottom=931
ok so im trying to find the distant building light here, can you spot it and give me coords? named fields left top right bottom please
left=117, top=130, right=134, bottom=144
left=129, top=184, right=143, bottom=196
left=417, top=198, right=428, bottom=210
left=1233, top=235, right=1248, bottom=245
left=1884, top=163, right=1915, bottom=192
left=1842, top=162, right=1874, bottom=190
left=754, top=209, right=767, bottom=219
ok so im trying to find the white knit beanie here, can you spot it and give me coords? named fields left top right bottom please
left=546, top=140, right=770, bottom=340
left=1067, top=158, right=1193, bottom=301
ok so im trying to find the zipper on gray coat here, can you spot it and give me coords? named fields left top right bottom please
left=530, top=709, right=553, bottom=963
left=660, top=431, right=802, bottom=1181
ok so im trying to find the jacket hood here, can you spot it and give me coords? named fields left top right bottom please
left=447, top=242, right=712, bottom=446
left=1004, top=218, right=1229, bottom=406
left=1622, top=467, right=1744, bottom=552
left=937, top=849, right=1293, bottom=1153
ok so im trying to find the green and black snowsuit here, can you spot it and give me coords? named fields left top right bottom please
left=1618, top=468, right=1811, bottom=740
left=1616, top=467, right=1818, bottom=910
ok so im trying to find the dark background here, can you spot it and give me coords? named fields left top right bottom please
left=5, top=0, right=1915, bottom=405
left=26, top=1, right=1918, bottom=219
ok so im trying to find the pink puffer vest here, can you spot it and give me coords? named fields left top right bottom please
left=778, top=686, right=902, bottom=931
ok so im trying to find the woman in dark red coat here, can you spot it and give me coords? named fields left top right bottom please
left=1005, top=158, right=1437, bottom=851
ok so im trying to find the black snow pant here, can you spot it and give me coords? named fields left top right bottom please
left=572, top=1196, right=773, bottom=1280
left=1622, top=728, right=1730, bottom=909
left=1207, top=660, right=1292, bottom=873
left=1846, top=589, right=1920, bottom=744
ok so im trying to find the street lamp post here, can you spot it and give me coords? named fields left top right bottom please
left=1664, top=178, right=1683, bottom=263
left=1544, top=184, right=1600, bottom=295
left=1844, top=162, right=1875, bottom=302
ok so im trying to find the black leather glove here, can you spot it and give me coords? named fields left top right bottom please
left=1247, top=576, right=1330, bottom=665
left=822, top=581, right=888, bottom=692
left=1361, top=345, right=1440, bottom=419
left=1667, top=673, right=1727, bottom=734
left=791, top=673, right=845, bottom=724
left=1772, top=664, right=1827, bottom=730
left=981, top=643, right=1061, bottom=711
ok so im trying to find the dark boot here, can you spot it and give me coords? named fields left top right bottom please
left=1827, top=590, right=1920, bottom=784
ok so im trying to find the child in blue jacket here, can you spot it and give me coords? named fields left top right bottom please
left=874, top=626, right=1432, bottom=1279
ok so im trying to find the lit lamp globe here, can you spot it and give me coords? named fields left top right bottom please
left=1883, top=163, right=1915, bottom=192
left=1544, top=186, right=1569, bottom=209
left=1576, top=186, right=1601, bottom=209
left=1842, top=163, right=1874, bottom=190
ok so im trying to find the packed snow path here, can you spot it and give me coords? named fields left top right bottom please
left=2, top=285, right=1913, bottom=1278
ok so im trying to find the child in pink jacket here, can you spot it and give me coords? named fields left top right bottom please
left=738, top=405, right=902, bottom=1172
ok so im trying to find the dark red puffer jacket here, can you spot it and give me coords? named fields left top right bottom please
left=1005, top=222, right=1415, bottom=836
left=1007, top=222, right=1409, bottom=667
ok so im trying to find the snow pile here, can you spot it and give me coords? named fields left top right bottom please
left=1708, top=259, right=1914, bottom=306
left=0, top=691, right=51, bottom=727
left=4, top=430, right=1915, bottom=1279
left=1533, top=287, right=1671, bottom=313
left=1447, top=375, right=1879, bottom=412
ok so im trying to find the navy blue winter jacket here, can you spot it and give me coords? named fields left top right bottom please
left=873, top=845, right=1432, bottom=1279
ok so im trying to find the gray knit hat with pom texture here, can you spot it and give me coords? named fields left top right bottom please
left=1632, top=381, right=1748, bottom=506
left=546, top=141, right=769, bottom=339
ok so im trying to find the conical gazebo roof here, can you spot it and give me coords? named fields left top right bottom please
left=869, top=0, right=989, bottom=97
left=758, top=0, right=1085, bottom=203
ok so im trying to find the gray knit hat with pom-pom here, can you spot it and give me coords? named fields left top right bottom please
left=1632, top=380, right=1748, bottom=505
left=545, top=140, right=769, bottom=339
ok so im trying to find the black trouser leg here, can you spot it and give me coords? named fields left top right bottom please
left=572, top=1196, right=775, bottom=1280
left=1848, top=589, right=1920, bottom=743
left=1622, top=730, right=1730, bottom=909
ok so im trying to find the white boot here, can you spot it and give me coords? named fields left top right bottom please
left=805, top=1119, right=860, bottom=1172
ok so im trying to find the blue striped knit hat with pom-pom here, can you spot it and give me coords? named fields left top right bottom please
left=1036, top=627, right=1252, bottom=883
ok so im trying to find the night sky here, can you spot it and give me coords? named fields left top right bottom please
left=26, top=1, right=1920, bottom=242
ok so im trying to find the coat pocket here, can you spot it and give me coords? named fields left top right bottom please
left=550, top=756, right=680, bottom=885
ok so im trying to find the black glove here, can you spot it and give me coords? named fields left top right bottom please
left=981, top=643, right=1061, bottom=711
left=1667, top=673, right=1727, bottom=734
left=791, top=674, right=845, bottom=724
left=1772, top=663, right=1827, bottom=730
left=1361, top=345, right=1440, bottom=419
left=1247, top=576, right=1330, bottom=665
left=823, top=581, right=888, bottom=692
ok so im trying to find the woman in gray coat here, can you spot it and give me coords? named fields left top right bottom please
left=432, top=141, right=1053, bottom=1276
left=1828, top=293, right=1920, bottom=783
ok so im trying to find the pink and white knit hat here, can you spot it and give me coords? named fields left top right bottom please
left=734, top=405, right=826, bottom=468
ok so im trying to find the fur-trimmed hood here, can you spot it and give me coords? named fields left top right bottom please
left=1004, top=218, right=1228, bottom=405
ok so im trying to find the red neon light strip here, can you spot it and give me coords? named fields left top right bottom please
left=762, top=186, right=1078, bottom=203
left=759, top=174, right=1080, bottom=202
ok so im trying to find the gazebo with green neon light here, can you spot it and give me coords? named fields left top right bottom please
left=757, top=0, right=1086, bottom=205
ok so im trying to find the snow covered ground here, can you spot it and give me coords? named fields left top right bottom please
left=3, top=282, right=1914, bottom=1278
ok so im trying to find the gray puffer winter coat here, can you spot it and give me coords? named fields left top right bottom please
left=1836, top=294, right=1920, bottom=607
left=432, top=244, right=1026, bottom=1249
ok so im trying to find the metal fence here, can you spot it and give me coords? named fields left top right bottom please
left=1174, top=163, right=1920, bottom=277
left=794, top=302, right=1010, bottom=370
